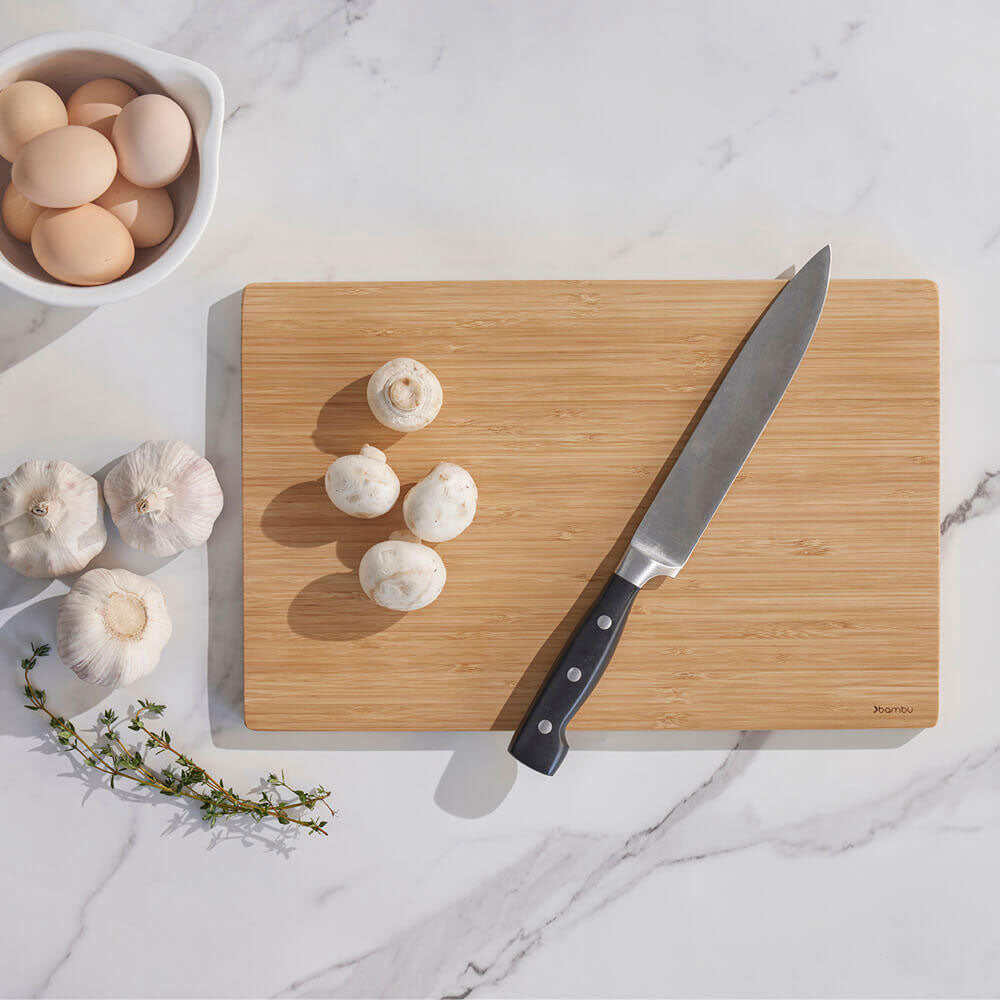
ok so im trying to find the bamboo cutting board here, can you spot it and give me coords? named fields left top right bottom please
left=242, top=280, right=939, bottom=731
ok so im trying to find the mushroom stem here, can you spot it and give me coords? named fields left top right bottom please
left=367, top=358, right=443, bottom=432
left=136, top=487, right=174, bottom=515
left=386, top=377, right=423, bottom=413
left=390, top=528, right=422, bottom=544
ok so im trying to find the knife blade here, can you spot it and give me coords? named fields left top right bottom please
left=509, top=246, right=831, bottom=775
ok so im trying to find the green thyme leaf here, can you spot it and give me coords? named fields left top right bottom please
left=20, top=640, right=333, bottom=836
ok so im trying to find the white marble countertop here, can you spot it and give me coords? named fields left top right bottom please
left=0, top=2, right=995, bottom=997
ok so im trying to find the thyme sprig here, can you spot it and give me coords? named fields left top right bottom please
left=21, top=642, right=334, bottom=836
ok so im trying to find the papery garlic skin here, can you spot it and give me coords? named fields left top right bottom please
left=0, top=459, right=107, bottom=578
left=104, top=440, right=224, bottom=556
left=57, top=567, right=172, bottom=687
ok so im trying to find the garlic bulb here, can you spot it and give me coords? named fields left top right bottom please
left=403, top=462, right=478, bottom=542
left=104, top=440, right=224, bottom=556
left=57, top=567, right=172, bottom=686
left=367, top=358, right=443, bottom=432
left=0, top=459, right=107, bottom=578
left=325, top=444, right=400, bottom=518
left=359, top=529, right=446, bottom=611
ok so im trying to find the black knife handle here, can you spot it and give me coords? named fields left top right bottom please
left=509, top=573, right=640, bottom=775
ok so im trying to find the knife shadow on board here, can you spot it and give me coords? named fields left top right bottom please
left=494, top=280, right=918, bottom=754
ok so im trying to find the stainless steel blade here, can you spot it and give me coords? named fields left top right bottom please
left=617, top=245, right=831, bottom=588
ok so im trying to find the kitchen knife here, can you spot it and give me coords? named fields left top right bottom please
left=509, top=246, right=831, bottom=775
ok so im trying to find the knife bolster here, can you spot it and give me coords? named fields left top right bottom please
left=617, top=546, right=679, bottom=588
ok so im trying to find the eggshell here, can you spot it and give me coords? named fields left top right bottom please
left=94, top=172, right=174, bottom=248
left=112, top=94, right=192, bottom=188
left=32, top=204, right=135, bottom=286
left=13, top=125, right=118, bottom=208
left=1, top=181, right=43, bottom=242
left=0, top=80, right=67, bottom=162
left=66, top=78, right=138, bottom=139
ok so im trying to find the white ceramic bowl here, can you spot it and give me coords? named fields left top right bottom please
left=0, top=31, right=224, bottom=306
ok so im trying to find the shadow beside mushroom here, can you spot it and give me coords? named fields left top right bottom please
left=287, top=571, right=405, bottom=641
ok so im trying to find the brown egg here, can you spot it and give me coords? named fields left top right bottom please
left=0, top=80, right=68, bottom=162
left=32, top=204, right=135, bottom=286
left=112, top=93, right=192, bottom=188
left=67, top=78, right=138, bottom=139
left=94, top=172, right=174, bottom=248
left=1, top=181, right=44, bottom=242
left=12, top=125, right=117, bottom=208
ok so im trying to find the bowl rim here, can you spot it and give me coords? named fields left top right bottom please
left=0, top=30, right=224, bottom=307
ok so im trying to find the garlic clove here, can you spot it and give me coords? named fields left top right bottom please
left=359, top=533, right=446, bottom=611
left=324, top=444, right=400, bottom=518
left=104, top=440, right=224, bottom=557
left=366, top=358, right=443, bottom=433
left=57, top=567, right=172, bottom=687
left=0, top=459, right=107, bottom=578
left=403, top=462, right=478, bottom=543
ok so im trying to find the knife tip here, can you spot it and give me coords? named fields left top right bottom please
left=804, top=244, right=832, bottom=278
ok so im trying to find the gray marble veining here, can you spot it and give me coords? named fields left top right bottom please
left=0, top=2, right=995, bottom=997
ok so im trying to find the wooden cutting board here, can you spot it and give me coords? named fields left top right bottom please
left=242, top=280, right=939, bottom=731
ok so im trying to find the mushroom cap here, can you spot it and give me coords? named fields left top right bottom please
left=358, top=535, right=446, bottom=611
left=325, top=444, right=400, bottom=518
left=403, top=462, right=478, bottom=543
left=367, top=358, right=443, bottom=432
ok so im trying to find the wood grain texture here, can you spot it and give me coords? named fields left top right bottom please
left=242, top=280, right=939, bottom=731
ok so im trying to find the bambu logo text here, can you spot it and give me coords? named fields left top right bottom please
left=873, top=705, right=914, bottom=714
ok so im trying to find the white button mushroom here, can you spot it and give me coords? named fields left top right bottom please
left=403, top=462, right=478, bottom=543
left=325, top=444, right=400, bottom=518
left=359, top=529, right=446, bottom=611
left=367, top=358, right=443, bottom=432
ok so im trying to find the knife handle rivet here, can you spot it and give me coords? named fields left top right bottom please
left=538, top=719, right=553, bottom=734
left=597, top=615, right=612, bottom=630
left=567, top=667, right=582, bottom=682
